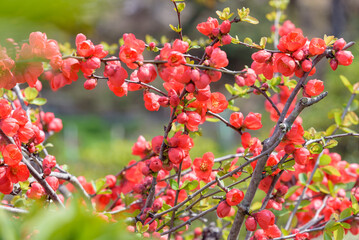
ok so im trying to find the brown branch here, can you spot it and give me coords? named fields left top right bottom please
left=207, top=111, right=242, bottom=135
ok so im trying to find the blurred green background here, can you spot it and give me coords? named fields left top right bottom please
left=0, top=0, right=358, bottom=178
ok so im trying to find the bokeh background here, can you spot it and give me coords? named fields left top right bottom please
left=1, top=0, right=358, bottom=179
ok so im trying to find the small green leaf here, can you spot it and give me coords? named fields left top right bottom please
left=259, top=37, right=267, bottom=48
left=180, top=180, right=198, bottom=191
left=225, top=83, right=236, bottom=95
left=298, top=173, right=308, bottom=185
left=206, top=117, right=220, bottom=123
left=24, top=87, right=38, bottom=101
left=340, top=222, right=351, bottom=229
left=340, top=127, right=357, bottom=134
left=29, top=98, right=47, bottom=106
left=324, top=231, right=333, bottom=240
left=340, top=75, right=353, bottom=93
left=326, top=124, right=337, bottom=135
left=176, top=2, right=185, bottom=13
left=333, top=226, right=344, bottom=240
left=352, top=195, right=359, bottom=214
left=309, top=143, right=323, bottom=154
left=244, top=37, right=253, bottom=45
left=169, top=179, right=179, bottom=190
left=95, top=178, right=107, bottom=192
left=319, top=154, right=332, bottom=165
left=242, top=15, right=259, bottom=24
left=325, top=139, right=338, bottom=149
left=339, top=207, right=353, bottom=220
left=347, top=111, right=359, bottom=125
left=285, top=185, right=301, bottom=199
left=322, top=166, right=341, bottom=176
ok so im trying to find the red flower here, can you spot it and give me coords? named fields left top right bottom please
left=230, top=112, right=244, bottom=128
left=336, top=50, right=354, bottom=66
left=226, top=189, right=244, bottom=206
left=2, top=144, right=22, bottom=166
left=209, top=48, right=228, bottom=69
left=209, top=92, right=228, bottom=114
left=1, top=117, right=19, bottom=137
left=243, top=112, right=262, bottom=130
left=193, top=152, right=214, bottom=181
left=196, top=17, right=219, bottom=37
left=304, top=79, right=324, bottom=97
left=0, top=167, right=13, bottom=194
left=274, top=53, right=296, bottom=76
left=309, top=38, right=326, bottom=55
left=217, top=201, right=232, bottom=218
left=8, top=163, right=29, bottom=183
left=277, top=30, right=307, bottom=52
left=119, top=33, right=145, bottom=69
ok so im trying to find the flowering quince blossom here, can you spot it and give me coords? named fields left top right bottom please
left=0, top=2, right=357, bottom=239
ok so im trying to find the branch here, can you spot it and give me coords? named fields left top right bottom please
left=0, top=130, right=65, bottom=208
left=0, top=205, right=29, bottom=215
left=207, top=111, right=242, bottom=135
left=50, top=171, right=93, bottom=210
left=252, top=85, right=281, bottom=117
left=160, top=205, right=218, bottom=236
left=167, top=161, right=183, bottom=239
left=228, top=92, right=329, bottom=239
left=172, top=1, right=183, bottom=41
left=304, top=132, right=359, bottom=147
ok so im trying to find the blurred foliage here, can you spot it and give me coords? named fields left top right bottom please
left=0, top=0, right=107, bottom=43
left=0, top=201, right=134, bottom=240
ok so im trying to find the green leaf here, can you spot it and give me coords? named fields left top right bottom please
left=340, top=127, right=358, bottom=134
left=206, top=117, right=220, bottom=123
left=339, top=207, right=353, bottom=220
left=324, top=231, right=333, bottom=240
left=324, top=35, right=337, bottom=46
left=180, top=180, right=198, bottom=191
left=95, top=178, right=107, bottom=192
left=169, top=24, right=182, bottom=33
left=333, top=226, right=344, bottom=240
left=243, top=37, right=252, bottom=45
left=351, top=194, right=359, bottom=213
left=97, top=189, right=112, bottom=195
left=225, top=84, right=236, bottom=95
left=242, top=15, right=259, bottom=24
left=259, top=37, right=267, bottom=48
left=312, top=169, right=324, bottom=182
left=340, top=75, right=353, bottom=93
left=298, top=173, right=308, bottom=185
left=169, top=179, right=179, bottom=190
left=309, top=143, right=323, bottom=154
left=136, top=221, right=143, bottom=232
left=340, top=222, right=351, bottom=229
left=29, top=98, right=47, bottom=106
left=322, top=166, right=341, bottom=176
left=319, top=154, right=332, bottom=165
left=325, top=139, right=338, bottom=149
left=326, top=124, right=337, bottom=135
left=285, top=185, right=301, bottom=199
left=176, top=2, right=185, bottom=13
left=347, top=111, right=359, bottom=125
left=24, top=87, right=38, bottom=101
left=318, top=183, right=330, bottom=194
